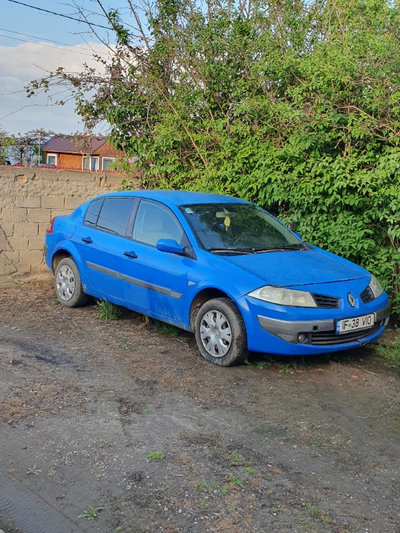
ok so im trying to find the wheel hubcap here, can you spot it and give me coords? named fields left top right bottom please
left=199, top=310, right=232, bottom=357
left=56, top=265, right=75, bottom=301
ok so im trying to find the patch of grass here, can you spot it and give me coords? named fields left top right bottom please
left=228, top=450, right=251, bottom=467
left=146, top=451, right=165, bottom=461
left=227, top=475, right=244, bottom=485
left=96, top=299, right=121, bottom=321
left=78, top=506, right=104, bottom=520
left=280, top=361, right=298, bottom=374
left=306, top=503, right=319, bottom=517
left=197, top=480, right=208, bottom=492
left=197, top=480, right=222, bottom=493
left=244, top=466, right=257, bottom=476
left=142, top=408, right=152, bottom=414
left=244, top=359, right=269, bottom=370
left=153, top=319, right=179, bottom=337
left=376, top=338, right=400, bottom=368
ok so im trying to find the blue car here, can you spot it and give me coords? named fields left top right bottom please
left=45, top=191, right=390, bottom=366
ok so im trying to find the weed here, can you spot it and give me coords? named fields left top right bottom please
left=220, top=486, right=228, bottom=494
left=47, top=470, right=56, bottom=477
left=376, top=338, right=400, bottom=368
left=229, top=450, right=251, bottom=467
left=228, top=475, right=244, bottom=485
left=280, top=361, right=298, bottom=374
left=146, top=451, right=165, bottom=461
left=142, top=408, right=152, bottom=414
left=153, top=320, right=179, bottom=337
left=244, top=467, right=257, bottom=476
left=197, top=480, right=208, bottom=492
left=26, top=465, right=41, bottom=476
left=244, top=359, right=269, bottom=370
left=306, top=503, right=319, bottom=517
left=79, top=506, right=104, bottom=520
left=96, top=299, right=120, bottom=321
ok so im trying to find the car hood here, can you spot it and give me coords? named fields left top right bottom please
left=223, top=248, right=368, bottom=287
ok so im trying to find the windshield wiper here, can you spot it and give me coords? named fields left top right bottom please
left=207, top=244, right=306, bottom=255
left=207, top=248, right=255, bottom=255
left=252, top=244, right=306, bottom=253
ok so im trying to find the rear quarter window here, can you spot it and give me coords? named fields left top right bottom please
left=84, top=199, right=103, bottom=227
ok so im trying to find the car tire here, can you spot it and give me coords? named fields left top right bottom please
left=54, top=257, right=89, bottom=308
left=195, top=297, right=247, bottom=366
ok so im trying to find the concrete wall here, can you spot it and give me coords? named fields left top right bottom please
left=0, top=166, right=126, bottom=276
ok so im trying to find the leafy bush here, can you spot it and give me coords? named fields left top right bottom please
left=29, top=0, right=400, bottom=314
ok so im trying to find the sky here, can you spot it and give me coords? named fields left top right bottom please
left=0, top=0, right=131, bottom=135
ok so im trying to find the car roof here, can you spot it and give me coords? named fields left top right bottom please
left=97, top=190, right=249, bottom=206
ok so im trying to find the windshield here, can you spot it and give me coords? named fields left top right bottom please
left=180, top=203, right=303, bottom=253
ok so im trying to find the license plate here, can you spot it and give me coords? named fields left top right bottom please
left=337, top=313, right=375, bottom=334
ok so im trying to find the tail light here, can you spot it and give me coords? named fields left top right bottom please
left=46, top=217, right=57, bottom=234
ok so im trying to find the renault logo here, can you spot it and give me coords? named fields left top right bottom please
left=347, top=293, right=356, bottom=307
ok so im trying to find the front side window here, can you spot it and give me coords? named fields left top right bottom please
left=132, top=200, right=184, bottom=246
left=95, top=197, right=135, bottom=236
left=180, top=203, right=302, bottom=253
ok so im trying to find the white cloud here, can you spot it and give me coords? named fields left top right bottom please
left=0, top=42, right=111, bottom=134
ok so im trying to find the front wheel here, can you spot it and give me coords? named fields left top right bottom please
left=195, top=297, right=247, bottom=366
left=54, top=257, right=89, bottom=307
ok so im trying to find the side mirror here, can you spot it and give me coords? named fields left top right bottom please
left=156, top=239, right=185, bottom=255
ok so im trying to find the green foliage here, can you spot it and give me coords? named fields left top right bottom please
left=78, top=506, right=104, bottom=520
left=376, top=337, right=400, bottom=368
left=96, top=299, right=121, bottom=321
left=29, top=0, right=400, bottom=314
left=146, top=450, right=165, bottom=461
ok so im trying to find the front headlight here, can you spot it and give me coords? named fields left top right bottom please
left=248, top=286, right=317, bottom=307
left=369, top=274, right=383, bottom=299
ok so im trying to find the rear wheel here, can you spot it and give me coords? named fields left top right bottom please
left=195, top=297, right=247, bottom=366
left=54, top=257, right=89, bottom=307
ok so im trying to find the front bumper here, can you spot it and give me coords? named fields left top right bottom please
left=257, top=303, right=391, bottom=346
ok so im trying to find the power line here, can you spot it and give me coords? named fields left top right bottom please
left=0, top=26, right=79, bottom=47
left=0, top=28, right=110, bottom=58
left=6, top=0, right=111, bottom=30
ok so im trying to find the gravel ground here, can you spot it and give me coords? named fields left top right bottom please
left=0, top=276, right=399, bottom=533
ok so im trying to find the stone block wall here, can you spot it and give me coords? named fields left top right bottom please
left=0, top=166, right=127, bottom=276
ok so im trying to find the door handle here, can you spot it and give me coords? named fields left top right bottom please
left=82, top=237, right=93, bottom=244
left=124, top=250, right=138, bottom=258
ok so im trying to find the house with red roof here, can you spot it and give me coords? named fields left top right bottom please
left=41, top=135, right=125, bottom=171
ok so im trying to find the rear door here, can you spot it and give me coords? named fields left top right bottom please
left=75, top=196, right=136, bottom=302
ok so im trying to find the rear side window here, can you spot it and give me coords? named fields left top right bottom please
left=85, top=197, right=135, bottom=236
left=84, top=199, right=103, bottom=226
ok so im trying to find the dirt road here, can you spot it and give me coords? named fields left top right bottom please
left=0, top=277, right=399, bottom=532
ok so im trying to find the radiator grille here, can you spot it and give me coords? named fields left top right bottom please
left=309, top=323, right=382, bottom=345
left=312, top=294, right=340, bottom=309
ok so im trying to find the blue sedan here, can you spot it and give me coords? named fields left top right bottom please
left=44, top=191, right=390, bottom=366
